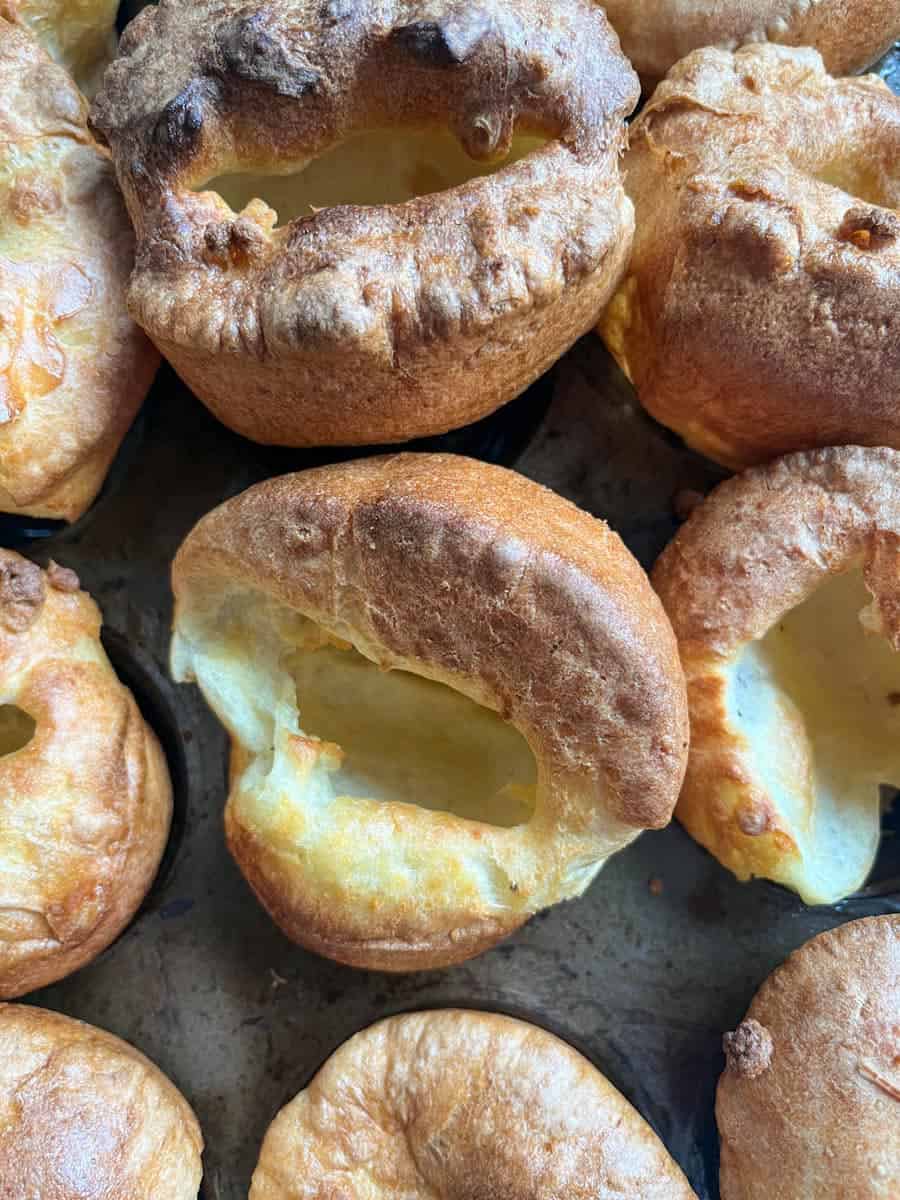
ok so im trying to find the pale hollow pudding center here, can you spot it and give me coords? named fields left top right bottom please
left=726, top=569, right=900, bottom=901
left=194, top=127, right=548, bottom=225
left=286, top=643, right=537, bottom=827
left=188, top=594, right=538, bottom=831
left=813, top=160, right=895, bottom=210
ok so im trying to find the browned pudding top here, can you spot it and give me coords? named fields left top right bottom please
left=0, top=549, right=172, bottom=999
left=0, top=1004, right=203, bottom=1199
left=90, top=1, right=638, bottom=388
left=601, top=44, right=900, bottom=468
left=92, top=0, right=638, bottom=219
left=717, top=916, right=900, bottom=1200
left=0, top=17, right=158, bottom=520
left=251, top=1010, right=697, bottom=1199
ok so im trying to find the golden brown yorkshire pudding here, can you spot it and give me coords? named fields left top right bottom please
left=0, top=1004, right=203, bottom=1198
left=600, top=45, right=900, bottom=470
left=171, top=454, right=688, bottom=970
left=250, top=1010, right=698, bottom=1199
left=0, top=19, right=158, bottom=522
left=0, top=0, right=118, bottom=95
left=601, top=0, right=900, bottom=90
left=653, top=447, right=900, bottom=905
left=0, top=551, right=172, bottom=998
left=717, top=916, right=899, bottom=1200
left=90, top=0, right=639, bottom=448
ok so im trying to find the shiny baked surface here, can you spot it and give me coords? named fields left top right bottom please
left=0, top=1003, right=203, bottom=1198
left=0, top=18, right=157, bottom=520
left=717, top=916, right=900, bottom=1199
left=0, top=550, right=172, bottom=997
left=653, top=446, right=900, bottom=904
left=251, top=1009, right=697, bottom=1199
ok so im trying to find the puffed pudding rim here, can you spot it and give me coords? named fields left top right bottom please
left=653, top=445, right=900, bottom=905
left=88, top=0, right=639, bottom=447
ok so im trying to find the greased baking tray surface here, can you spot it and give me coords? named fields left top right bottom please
left=12, top=29, right=900, bottom=1200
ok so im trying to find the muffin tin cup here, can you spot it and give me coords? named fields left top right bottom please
left=253, top=999, right=721, bottom=1200
left=99, top=628, right=192, bottom=920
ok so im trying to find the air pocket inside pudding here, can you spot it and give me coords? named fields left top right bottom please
left=653, top=446, right=900, bottom=903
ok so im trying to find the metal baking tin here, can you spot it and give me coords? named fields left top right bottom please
left=5, top=20, right=899, bottom=1200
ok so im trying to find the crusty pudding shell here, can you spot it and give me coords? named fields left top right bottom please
left=0, top=19, right=158, bottom=521
left=0, top=1004, right=203, bottom=1198
left=717, top=916, right=900, bottom=1200
left=601, top=44, right=900, bottom=469
left=171, top=454, right=688, bottom=970
left=653, top=446, right=900, bottom=905
left=90, top=0, right=639, bottom=447
left=250, top=1010, right=698, bottom=1199
left=0, top=551, right=172, bottom=998
left=600, top=0, right=900, bottom=89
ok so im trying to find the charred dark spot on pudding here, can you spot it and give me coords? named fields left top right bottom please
left=723, top=1018, right=773, bottom=1079
left=154, top=80, right=210, bottom=155
left=215, top=10, right=320, bottom=98
left=838, top=206, right=900, bottom=251
left=393, top=10, right=493, bottom=68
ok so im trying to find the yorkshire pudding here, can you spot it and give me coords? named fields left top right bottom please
left=717, top=916, right=899, bottom=1200
left=171, top=454, right=688, bottom=970
left=91, top=0, right=639, bottom=447
left=653, top=446, right=900, bottom=905
left=0, top=551, right=172, bottom=997
left=250, top=1009, right=697, bottom=1199
left=0, top=18, right=158, bottom=522
left=0, top=1003, right=203, bottom=1198
left=0, top=0, right=118, bottom=94
left=600, top=45, right=900, bottom=469
left=601, top=0, right=900, bottom=89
